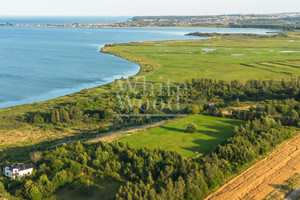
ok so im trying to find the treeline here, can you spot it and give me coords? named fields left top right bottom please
left=25, top=77, right=300, bottom=129
left=185, top=78, right=300, bottom=102
left=228, top=24, right=300, bottom=30
left=215, top=117, right=292, bottom=164
left=229, top=98, right=300, bottom=127
left=2, top=115, right=295, bottom=199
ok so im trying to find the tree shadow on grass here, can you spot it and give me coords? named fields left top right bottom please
left=181, top=131, right=227, bottom=155
left=0, top=127, right=108, bottom=167
left=269, top=184, right=286, bottom=190
left=160, top=126, right=186, bottom=133
left=180, top=117, right=244, bottom=155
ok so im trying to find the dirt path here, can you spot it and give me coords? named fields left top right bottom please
left=46, top=119, right=172, bottom=150
left=285, top=185, right=300, bottom=200
left=205, top=135, right=300, bottom=200
left=89, top=120, right=168, bottom=143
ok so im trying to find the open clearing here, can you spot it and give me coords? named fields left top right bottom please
left=117, top=115, right=244, bottom=158
left=205, top=134, right=300, bottom=200
left=103, top=33, right=300, bottom=82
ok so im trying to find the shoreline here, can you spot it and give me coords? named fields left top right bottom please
left=0, top=23, right=278, bottom=30
left=0, top=41, right=148, bottom=110
left=0, top=28, right=277, bottom=111
left=0, top=51, right=142, bottom=110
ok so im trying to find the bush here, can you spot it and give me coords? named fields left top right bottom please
left=186, top=123, right=197, bottom=133
left=33, top=114, right=44, bottom=124
left=98, top=126, right=109, bottom=133
left=187, top=106, right=199, bottom=114
left=187, top=106, right=203, bottom=114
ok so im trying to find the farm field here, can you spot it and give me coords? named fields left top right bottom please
left=118, top=115, right=244, bottom=158
left=103, top=33, right=300, bottom=82
left=205, top=134, right=300, bottom=200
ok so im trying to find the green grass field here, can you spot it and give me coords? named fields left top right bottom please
left=118, top=115, right=244, bottom=158
left=103, top=33, right=300, bottom=83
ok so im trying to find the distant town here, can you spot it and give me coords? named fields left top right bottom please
left=128, top=12, right=300, bottom=26
left=1, top=12, right=300, bottom=30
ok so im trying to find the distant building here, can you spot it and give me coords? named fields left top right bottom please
left=2, top=164, right=33, bottom=179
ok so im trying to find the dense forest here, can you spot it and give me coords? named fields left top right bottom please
left=0, top=116, right=295, bottom=200
left=25, top=77, right=300, bottom=129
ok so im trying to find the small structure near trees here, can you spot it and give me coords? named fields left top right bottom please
left=2, top=164, right=33, bottom=179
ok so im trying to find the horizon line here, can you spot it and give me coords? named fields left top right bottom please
left=0, top=11, right=300, bottom=17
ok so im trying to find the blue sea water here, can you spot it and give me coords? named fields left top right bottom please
left=0, top=18, right=275, bottom=108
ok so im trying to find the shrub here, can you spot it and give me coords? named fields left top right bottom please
left=33, top=114, right=44, bottom=124
left=187, top=106, right=202, bottom=114
left=98, top=126, right=109, bottom=133
left=186, top=123, right=197, bottom=133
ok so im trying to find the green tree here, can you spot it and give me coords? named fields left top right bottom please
left=0, top=182, right=11, bottom=199
left=51, top=110, right=60, bottom=123
left=70, top=161, right=82, bottom=176
left=187, top=106, right=200, bottom=114
left=60, top=108, right=70, bottom=122
left=37, top=174, right=53, bottom=198
left=23, top=180, right=42, bottom=200
left=33, top=114, right=44, bottom=124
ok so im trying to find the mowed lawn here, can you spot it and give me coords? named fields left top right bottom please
left=118, top=115, right=244, bottom=158
left=105, top=32, right=300, bottom=83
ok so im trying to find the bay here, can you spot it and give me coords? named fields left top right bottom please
left=0, top=21, right=274, bottom=108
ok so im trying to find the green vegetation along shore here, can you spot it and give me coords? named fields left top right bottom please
left=1, top=31, right=300, bottom=200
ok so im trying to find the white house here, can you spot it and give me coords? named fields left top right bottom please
left=2, top=164, right=33, bottom=179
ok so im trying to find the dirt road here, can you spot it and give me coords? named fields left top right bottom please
left=285, top=185, right=300, bottom=200
left=205, top=135, right=300, bottom=200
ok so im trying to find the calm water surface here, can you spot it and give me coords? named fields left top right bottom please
left=0, top=18, right=275, bottom=108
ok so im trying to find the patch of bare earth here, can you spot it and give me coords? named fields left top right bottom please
left=205, top=134, right=300, bottom=200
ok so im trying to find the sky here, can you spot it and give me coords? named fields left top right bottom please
left=1, top=0, right=300, bottom=16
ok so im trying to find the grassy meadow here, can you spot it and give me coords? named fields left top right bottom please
left=103, top=32, right=300, bottom=83
left=118, top=115, right=244, bottom=158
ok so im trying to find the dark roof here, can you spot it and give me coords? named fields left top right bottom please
left=5, top=164, right=33, bottom=171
